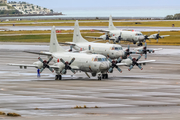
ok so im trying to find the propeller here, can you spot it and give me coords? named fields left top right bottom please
left=144, top=34, right=150, bottom=42
left=105, top=34, right=109, bottom=40
left=137, top=42, right=154, bottom=59
left=107, top=57, right=122, bottom=73
left=124, top=44, right=134, bottom=59
left=128, top=55, right=143, bottom=71
left=60, top=58, right=76, bottom=74
left=156, top=31, right=161, bottom=43
left=38, top=56, right=54, bottom=73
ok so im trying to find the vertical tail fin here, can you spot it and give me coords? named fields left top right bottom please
left=73, top=20, right=88, bottom=43
left=108, top=15, right=117, bottom=30
left=49, top=26, right=65, bottom=53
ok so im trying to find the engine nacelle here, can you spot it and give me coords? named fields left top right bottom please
left=33, top=61, right=43, bottom=69
left=53, top=62, right=65, bottom=74
left=100, top=35, right=107, bottom=40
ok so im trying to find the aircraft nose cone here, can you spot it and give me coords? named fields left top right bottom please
left=138, top=36, right=145, bottom=40
left=99, top=62, right=109, bottom=71
left=116, top=51, right=124, bottom=57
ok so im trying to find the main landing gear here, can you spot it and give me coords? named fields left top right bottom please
left=98, top=74, right=108, bottom=80
left=137, top=43, right=143, bottom=46
left=55, top=75, right=62, bottom=80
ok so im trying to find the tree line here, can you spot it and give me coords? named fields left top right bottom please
left=165, top=13, right=180, bottom=20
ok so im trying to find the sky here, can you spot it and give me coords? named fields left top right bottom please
left=8, top=0, right=180, bottom=17
left=10, top=0, right=180, bottom=10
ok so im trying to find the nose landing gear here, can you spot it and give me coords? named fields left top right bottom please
left=137, top=43, right=143, bottom=46
left=55, top=75, right=62, bottom=80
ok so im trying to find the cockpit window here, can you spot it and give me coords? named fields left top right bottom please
left=115, top=47, right=123, bottom=50
left=94, top=58, right=107, bottom=62
left=136, top=33, right=143, bottom=36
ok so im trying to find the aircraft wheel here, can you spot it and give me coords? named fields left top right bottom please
left=58, top=75, right=62, bottom=80
left=106, top=74, right=108, bottom=79
left=140, top=43, right=143, bottom=46
left=55, top=75, right=58, bottom=80
left=98, top=74, right=102, bottom=80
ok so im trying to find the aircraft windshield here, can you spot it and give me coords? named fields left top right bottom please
left=94, top=58, right=107, bottom=62
left=112, top=47, right=122, bottom=50
left=115, top=47, right=123, bottom=50
left=136, top=33, right=143, bottom=36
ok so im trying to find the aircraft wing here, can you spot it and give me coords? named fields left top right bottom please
left=24, top=51, right=52, bottom=56
left=92, top=29, right=110, bottom=33
left=59, top=42, right=76, bottom=46
left=116, top=63, right=128, bottom=66
left=85, top=36, right=104, bottom=39
left=8, top=63, right=38, bottom=68
left=160, top=35, right=170, bottom=38
left=137, top=60, right=156, bottom=64
left=8, top=63, right=60, bottom=69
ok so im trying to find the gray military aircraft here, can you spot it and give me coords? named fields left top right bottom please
left=86, top=15, right=146, bottom=46
left=8, top=26, right=111, bottom=80
left=60, top=20, right=155, bottom=72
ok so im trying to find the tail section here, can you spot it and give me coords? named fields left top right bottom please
left=73, top=20, right=88, bottom=43
left=108, top=15, right=117, bottom=30
left=49, top=26, right=65, bottom=53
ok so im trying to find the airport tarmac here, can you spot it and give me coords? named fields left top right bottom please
left=0, top=43, right=180, bottom=120
left=1, top=26, right=180, bottom=32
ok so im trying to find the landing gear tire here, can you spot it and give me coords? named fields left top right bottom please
left=102, top=74, right=108, bottom=79
left=137, top=43, right=143, bottom=46
left=55, top=75, right=62, bottom=80
left=133, top=42, right=136, bottom=44
left=98, top=74, right=102, bottom=80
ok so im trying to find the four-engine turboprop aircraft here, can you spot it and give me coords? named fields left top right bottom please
left=60, top=20, right=156, bottom=73
left=8, top=26, right=113, bottom=80
left=85, top=15, right=146, bottom=46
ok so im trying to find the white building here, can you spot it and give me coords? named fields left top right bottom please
left=0, top=6, right=7, bottom=10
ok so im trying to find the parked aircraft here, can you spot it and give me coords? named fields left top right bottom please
left=86, top=15, right=146, bottom=46
left=61, top=20, right=159, bottom=60
left=8, top=26, right=155, bottom=80
left=86, top=15, right=169, bottom=46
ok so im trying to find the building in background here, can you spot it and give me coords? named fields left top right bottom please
left=0, top=0, right=7, bottom=4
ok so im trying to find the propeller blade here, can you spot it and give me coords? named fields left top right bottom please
left=38, top=57, right=44, bottom=63
left=70, top=68, right=76, bottom=74
left=47, top=56, right=53, bottom=64
left=61, top=69, right=66, bottom=74
left=60, top=58, right=66, bottom=64
left=127, top=44, right=130, bottom=50
left=128, top=55, right=133, bottom=60
left=48, top=67, right=54, bottom=73
left=89, top=45, right=91, bottom=51
left=116, top=67, right=122, bottom=73
left=136, top=55, right=142, bottom=61
left=69, top=58, right=75, bottom=65
left=108, top=67, right=113, bottom=73
left=145, top=42, right=147, bottom=47
left=40, top=68, right=45, bottom=73
left=128, top=65, right=133, bottom=71
left=117, top=57, right=122, bottom=63
left=145, top=54, right=147, bottom=59
left=137, top=64, right=143, bottom=70
left=107, top=58, right=113, bottom=63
